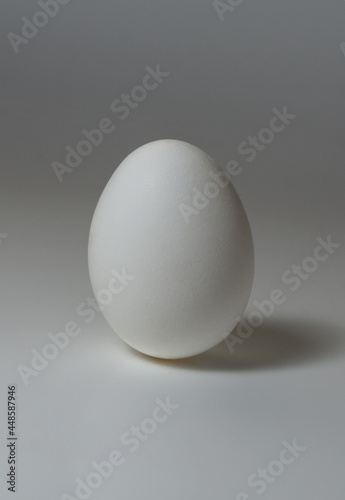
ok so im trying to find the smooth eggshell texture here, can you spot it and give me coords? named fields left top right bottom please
left=88, top=140, right=254, bottom=359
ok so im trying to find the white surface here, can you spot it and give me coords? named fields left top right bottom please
left=88, top=140, right=254, bottom=358
left=1, top=0, right=345, bottom=499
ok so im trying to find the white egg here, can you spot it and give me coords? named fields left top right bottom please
left=88, top=140, right=254, bottom=359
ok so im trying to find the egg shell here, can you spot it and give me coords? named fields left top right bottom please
left=88, top=139, right=254, bottom=359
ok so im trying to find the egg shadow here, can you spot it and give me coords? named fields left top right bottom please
left=125, top=317, right=345, bottom=371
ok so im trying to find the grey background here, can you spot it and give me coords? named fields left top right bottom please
left=1, top=0, right=344, bottom=498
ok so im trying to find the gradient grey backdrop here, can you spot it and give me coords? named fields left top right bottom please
left=1, top=1, right=345, bottom=499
